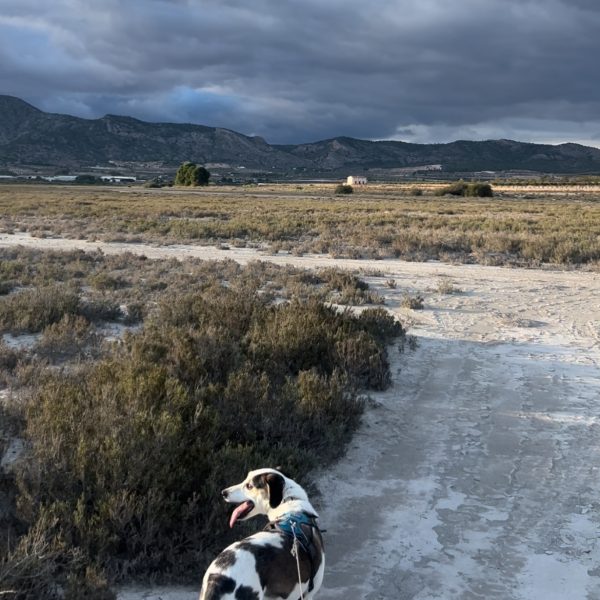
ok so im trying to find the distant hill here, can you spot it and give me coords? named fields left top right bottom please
left=278, top=137, right=600, bottom=174
left=2, top=95, right=600, bottom=174
left=0, top=95, right=301, bottom=171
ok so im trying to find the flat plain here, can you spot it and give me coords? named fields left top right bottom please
left=1, top=182, right=599, bottom=599
left=1, top=183, right=600, bottom=265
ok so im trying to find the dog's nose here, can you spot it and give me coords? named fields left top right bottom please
left=221, top=489, right=229, bottom=499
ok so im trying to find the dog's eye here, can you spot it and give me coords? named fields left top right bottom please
left=245, top=483, right=253, bottom=490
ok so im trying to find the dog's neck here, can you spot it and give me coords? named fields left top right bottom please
left=267, top=480, right=318, bottom=521
left=268, top=497, right=318, bottom=521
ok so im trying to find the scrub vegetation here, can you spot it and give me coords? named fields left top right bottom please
left=0, top=248, right=402, bottom=598
left=1, top=184, right=600, bottom=266
left=1, top=180, right=599, bottom=595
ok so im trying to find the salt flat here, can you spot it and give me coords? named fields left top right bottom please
left=1, top=233, right=598, bottom=599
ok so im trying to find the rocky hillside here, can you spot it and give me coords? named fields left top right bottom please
left=0, top=96, right=302, bottom=170
left=2, top=95, right=600, bottom=174
left=279, top=137, right=600, bottom=173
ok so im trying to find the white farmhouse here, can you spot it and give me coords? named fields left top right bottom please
left=346, top=175, right=367, bottom=185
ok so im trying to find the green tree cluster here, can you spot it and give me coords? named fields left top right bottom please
left=174, top=162, right=210, bottom=186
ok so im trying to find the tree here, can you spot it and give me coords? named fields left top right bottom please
left=175, top=162, right=210, bottom=187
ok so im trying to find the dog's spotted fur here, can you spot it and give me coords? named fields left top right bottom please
left=199, top=468, right=325, bottom=600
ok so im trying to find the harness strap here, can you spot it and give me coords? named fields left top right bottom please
left=290, top=522, right=305, bottom=600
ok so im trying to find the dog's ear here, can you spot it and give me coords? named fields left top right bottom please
left=264, top=472, right=285, bottom=508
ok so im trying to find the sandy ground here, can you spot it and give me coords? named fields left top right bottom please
left=1, top=232, right=599, bottom=599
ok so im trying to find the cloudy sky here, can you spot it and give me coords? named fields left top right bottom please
left=1, top=0, right=599, bottom=146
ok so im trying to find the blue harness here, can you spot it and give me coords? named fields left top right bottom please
left=271, top=512, right=316, bottom=552
left=264, top=510, right=323, bottom=593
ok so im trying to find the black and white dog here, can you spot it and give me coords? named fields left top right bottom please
left=199, top=468, right=325, bottom=600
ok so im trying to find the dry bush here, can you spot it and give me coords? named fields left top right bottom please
left=34, top=315, right=101, bottom=363
left=401, top=294, right=425, bottom=310
left=434, top=181, right=493, bottom=197
left=334, top=332, right=390, bottom=390
left=0, top=531, right=114, bottom=600
left=436, top=278, right=462, bottom=294
left=334, top=184, right=353, bottom=195
left=355, top=307, right=404, bottom=343
left=7, top=268, right=404, bottom=591
left=0, top=285, right=79, bottom=333
left=0, top=340, right=22, bottom=373
left=78, top=298, right=122, bottom=323
left=89, top=273, right=125, bottom=291
left=316, top=268, right=383, bottom=305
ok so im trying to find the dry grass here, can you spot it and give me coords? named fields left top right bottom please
left=1, top=184, right=600, bottom=265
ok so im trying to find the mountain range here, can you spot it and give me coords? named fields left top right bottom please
left=2, top=95, right=600, bottom=175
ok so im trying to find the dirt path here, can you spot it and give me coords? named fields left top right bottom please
left=1, top=233, right=599, bottom=599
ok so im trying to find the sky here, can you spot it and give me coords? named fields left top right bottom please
left=1, top=0, right=599, bottom=146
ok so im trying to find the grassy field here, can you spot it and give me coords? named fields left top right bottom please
left=1, top=183, right=600, bottom=266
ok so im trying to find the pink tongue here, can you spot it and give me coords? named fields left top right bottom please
left=229, top=501, right=253, bottom=528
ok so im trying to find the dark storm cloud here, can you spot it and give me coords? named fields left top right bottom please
left=1, top=0, right=599, bottom=145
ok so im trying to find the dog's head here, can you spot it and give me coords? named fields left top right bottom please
left=222, top=467, right=312, bottom=527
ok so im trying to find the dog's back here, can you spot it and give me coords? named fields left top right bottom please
left=200, top=529, right=324, bottom=600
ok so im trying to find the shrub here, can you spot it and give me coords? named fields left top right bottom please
left=338, top=287, right=384, bottom=305
left=318, top=268, right=368, bottom=292
left=334, top=331, right=390, bottom=390
left=121, top=302, right=145, bottom=325
left=35, top=315, right=100, bottom=362
left=334, top=184, right=353, bottom=195
left=435, top=181, right=493, bottom=197
left=0, top=514, right=79, bottom=600
left=78, top=298, right=122, bottom=323
left=245, top=299, right=339, bottom=378
left=294, top=369, right=363, bottom=452
left=0, top=280, right=15, bottom=295
left=401, top=293, right=425, bottom=310
left=436, top=278, right=461, bottom=294
left=316, top=268, right=383, bottom=304
left=355, top=307, right=404, bottom=343
left=0, top=285, right=79, bottom=333
left=0, top=339, right=22, bottom=372
left=465, top=182, right=493, bottom=197
left=143, top=178, right=165, bottom=189
left=435, top=181, right=468, bottom=196
left=89, top=273, right=123, bottom=291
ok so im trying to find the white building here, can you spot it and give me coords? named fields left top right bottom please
left=100, top=176, right=137, bottom=183
left=346, top=175, right=367, bottom=185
